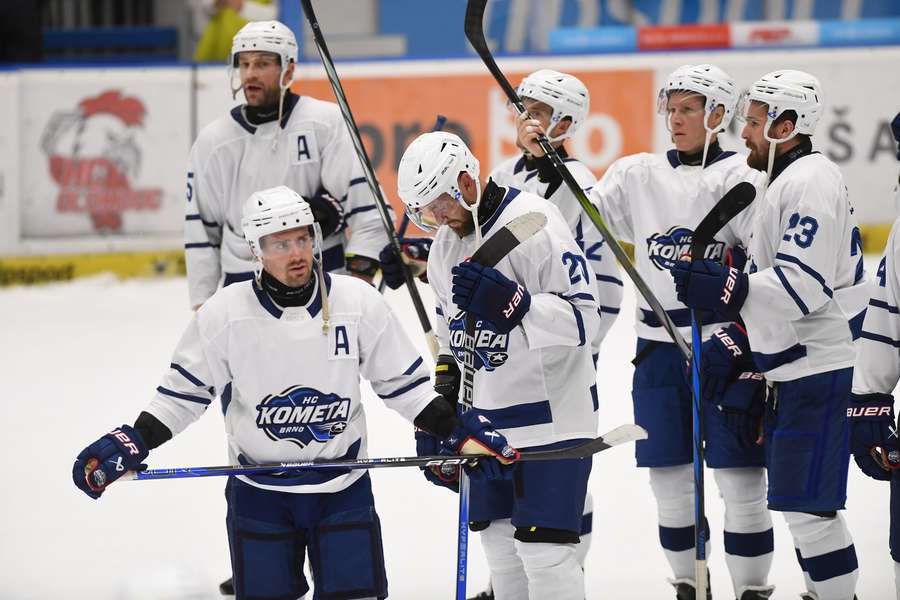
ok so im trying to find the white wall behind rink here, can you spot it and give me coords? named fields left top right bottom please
left=1, top=45, right=897, bottom=257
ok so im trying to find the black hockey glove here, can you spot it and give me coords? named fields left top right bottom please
left=434, top=353, right=461, bottom=404
left=307, top=189, right=345, bottom=238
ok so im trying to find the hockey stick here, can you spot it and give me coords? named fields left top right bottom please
left=378, top=114, right=447, bottom=293
left=463, top=0, right=691, bottom=360
left=301, top=0, right=438, bottom=358
left=117, top=424, right=647, bottom=482
left=453, top=210, right=547, bottom=599
left=686, top=180, right=756, bottom=598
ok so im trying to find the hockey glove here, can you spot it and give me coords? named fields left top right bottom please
left=443, top=411, right=519, bottom=482
left=345, top=254, right=380, bottom=282
left=700, top=324, right=753, bottom=404
left=672, top=258, right=748, bottom=322
left=377, top=238, right=431, bottom=290
left=72, top=424, right=149, bottom=499
left=717, top=372, right=767, bottom=447
left=451, top=262, right=530, bottom=335
left=848, top=392, right=900, bottom=481
left=434, top=353, right=461, bottom=404
left=307, top=190, right=345, bottom=238
left=892, top=112, right=900, bottom=160
left=415, top=427, right=459, bottom=491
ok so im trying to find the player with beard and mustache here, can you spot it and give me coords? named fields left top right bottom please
left=673, top=70, right=869, bottom=600
left=185, top=21, right=390, bottom=313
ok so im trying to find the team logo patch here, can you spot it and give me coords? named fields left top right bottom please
left=255, top=386, right=350, bottom=448
left=646, top=226, right=725, bottom=271
left=447, top=312, right=510, bottom=372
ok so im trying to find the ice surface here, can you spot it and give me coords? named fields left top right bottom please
left=0, top=268, right=893, bottom=599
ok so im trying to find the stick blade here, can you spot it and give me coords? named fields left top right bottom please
left=691, top=181, right=756, bottom=257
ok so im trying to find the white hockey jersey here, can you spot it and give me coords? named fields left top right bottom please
left=185, top=93, right=389, bottom=307
left=427, top=186, right=600, bottom=449
left=742, top=152, right=867, bottom=381
left=144, top=273, right=434, bottom=494
left=489, top=153, right=623, bottom=347
left=590, top=150, right=762, bottom=343
left=853, top=215, right=900, bottom=396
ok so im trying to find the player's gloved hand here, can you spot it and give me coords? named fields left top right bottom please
left=848, top=392, right=899, bottom=481
left=451, top=262, right=530, bottom=334
left=700, top=324, right=752, bottom=404
left=724, top=245, right=748, bottom=272
left=377, top=238, right=431, bottom=290
left=891, top=112, right=900, bottom=160
left=717, top=372, right=767, bottom=447
left=72, top=425, right=149, bottom=499
left=415, top=427, right=459, bottom=492
left=345, top=254, right=380, bottom=283
left=443, top=411, right=519, bottom=481
left=672, top=258, right=748, bottom=321
left=307, top=189, right=345, bottom=238
left=435, top=353, right=461, bottom=404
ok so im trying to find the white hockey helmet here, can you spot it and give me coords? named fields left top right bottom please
left=241, top=185, right=317, bottom=259
left=516, top=69, right=589, bottom=142
left=228, top=21, right=298, bottom=101
left=738, top=69, right=823, bottom=138
left=657, top=64, right=738, bottom=132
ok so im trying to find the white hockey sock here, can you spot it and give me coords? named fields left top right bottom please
left=894, top=560, right=900, bottom=600
left=515, top=539, right=583, bottom=600
left=576, top=491, right=593, bottom=568
left=649, top=464, right=708, bottom=581
left=479, top=519, right=528, bottom=600
left=784, top=511, right=858, bottom=600
left=714, top=468, right=774, bottom=596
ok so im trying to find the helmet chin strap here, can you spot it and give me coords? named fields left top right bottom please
left=762, top=116, right=800, bottom=183
left=459, top=179, right=483, bottom=247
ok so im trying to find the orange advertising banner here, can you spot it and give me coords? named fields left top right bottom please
left=293, top=68, right=654, bottom=229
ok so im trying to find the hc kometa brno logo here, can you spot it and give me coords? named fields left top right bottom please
left=255, top=386, right=350, bottom=448
left=646, top=226, right=725, bottom=271
left=448, top=312, right=510, bottom=371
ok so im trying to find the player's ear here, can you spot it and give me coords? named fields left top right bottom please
left=283, top=61, right=295, bottom=87
left=709, top=105, right=725, bottom=130
left=553, top=117, right=573, bottom=138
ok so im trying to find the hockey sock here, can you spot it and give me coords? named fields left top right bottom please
left=714, top=468, right=774, bottom=596
left=480, top=519, right=528, bottom=600
left=576, top=491, right=594, bottom=568
left=650, top=464, right=709, bottom=581
left=784, top=511, right=858, bottom=600
left=515, top=539, right=583, bottom=600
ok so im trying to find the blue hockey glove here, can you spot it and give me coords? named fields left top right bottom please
left=378, top=238, right=431, bottom=290
left=672, top=258, right=748, bottom=321
left=700, top=324, right=753, bottom=404
left=848, top=392, right=900, bottom=481
left=415, top=427, right=459, bottom=491
left=443, top=411, right=519, bottom=481
left=717, top=372, right=767, bottom=447
left=451, top=261, right=530, bottom=334
left=307, top=189, right=345, bottom=238
left=892, top=112, right=900, bottom=160
left=724, top=245, right=748, bottom=272
left=72, top=425, right=149, bottom=499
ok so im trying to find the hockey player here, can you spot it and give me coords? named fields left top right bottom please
left=672, top=70, right=867, bottom=600
left=185, top=20, right=388, bottom=310
left=397, top=131, right=600, bottom=600
left=589, top=65, right=775, bottom=600
left=848, top=111, right=900, bottom=599
left=72, top=186, right=517, bottom=600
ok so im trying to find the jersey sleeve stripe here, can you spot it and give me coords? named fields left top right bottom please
left=377, top=375, right=430, bottom=399
left=775, top=252, right=834, bottom=298
left=185, top=242, right=220, bottom=249
left=402, top=356, right=424, bottom=376
left=169, top=363, right=208, bottom=388
left=349, top=176, right=367, bottom=187
left=435, top=305, right=444, bottom=317
left=599, top=305, right=621, bottom=315
left=156, top=385, right=212, bottom=406
left=596, top=274, right=624, bottom=286
left=751, top=343, right=808, bottom=372
left=186, top=214, right=220, bottom=227
left=869, top=298, right=900, bottom=314
left=774, top=265, right=810, bottom=315
left=859, top=330, right=900, bottom=348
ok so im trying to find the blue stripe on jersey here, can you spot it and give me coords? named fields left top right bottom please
left=220, top=382, right=233, bottom=417
left=849, top=308, right=866, bottom=341
left=435, top=305, right=444, bottom=316
left=349, top=176, right=367, bottom=187
left=223, top=272, right=253, bottom=287
left=322, top=244, right=345, bottom=272
left=252, top=280, right=282, bottom=319
left=478, top=400, right=553, bottom=430
left=185, top=214, right=219, bottom=227
left=402, top=356, right=424, bottom=376
left=524, top=170, right=539, bottom=183
left=185, top=242, right=219, bottom=249
left=752, top=343, right=808, bottom=372
left=157, top=385, right=211, bottom=406
left=597, top=274, right=624, bottom=286
left=305, top=272, right=332, bottom=320
left=774, top=265, right=809, bottom=315
left=870, top=298, right=900, bottom=313
left=639, top=308, right=726, bottom=329
left=561, top=291, right=596, bottom=303
left=859, top=330, right=900, bottom=348
left=379, top=375, right=430, bottom=399
left=170, top=362, right=207, bottom=387
left=346, top=204, right=376, bottom=218
left=723, top=528, right=775, bottom=557
left=557, top=293, right=588, bottom=346
left=240, top=439, right=362, bottom=487
left=590, top=383, right=598, bottom=412
left=580, top=512, right=592, bottom=536
left=513, top=155, right=527, bottom=174
left=479, top=187, right=522, bottom=237
left=798, top=544, right=859, bottom=582
left=775, top=252, right=833, bottom=298
left=599, top=305, right=621, bottom=315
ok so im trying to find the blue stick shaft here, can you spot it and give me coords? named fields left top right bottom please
left=456, top=472, right=471, bottom=599
left=691, top=310, right=708, bottom=595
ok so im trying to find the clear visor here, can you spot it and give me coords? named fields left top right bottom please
left=735, top=92, right=753, bottom=124
left=406, top=194, right=461, bottom=232
left=259, top=226, right=317, bottom=258
left=656, top=88, right=668, bottom=116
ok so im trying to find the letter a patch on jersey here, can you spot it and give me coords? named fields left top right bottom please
left=291, top=129, right=320, bottom=165
left=328, top=322, right=358, bottom=360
